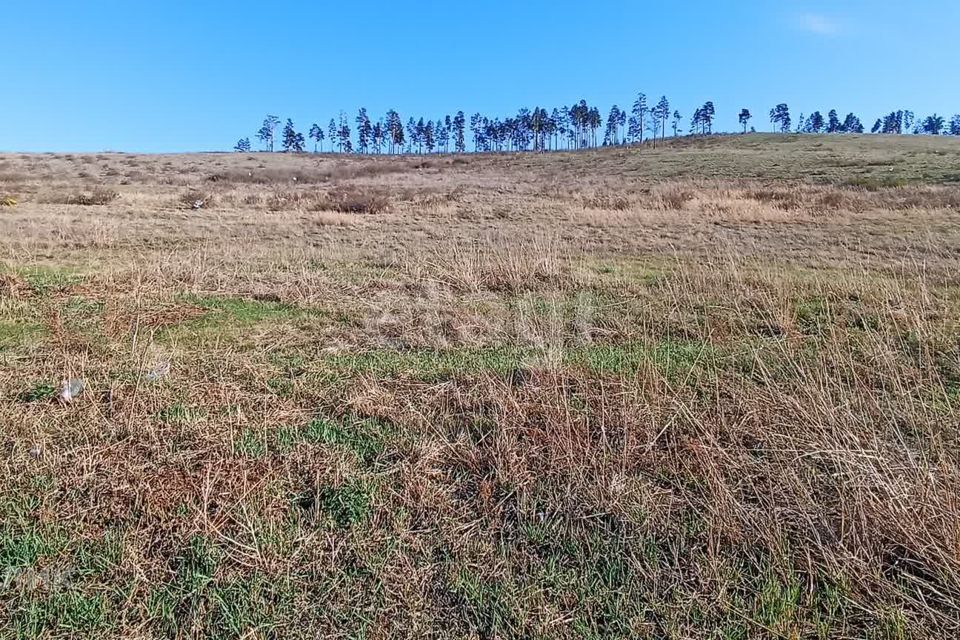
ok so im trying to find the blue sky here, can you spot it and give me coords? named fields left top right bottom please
left=2, top=0, right=957, bottom=152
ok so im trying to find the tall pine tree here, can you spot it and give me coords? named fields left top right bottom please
left=453, top=111, right=466, bottom=152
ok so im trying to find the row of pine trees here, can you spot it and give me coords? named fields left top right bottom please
left=234, top=96, right=960, bottom=153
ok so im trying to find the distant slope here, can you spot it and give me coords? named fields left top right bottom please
left=489, top=133, right=960, bottom=186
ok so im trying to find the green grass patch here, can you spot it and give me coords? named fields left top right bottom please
left=794, top=296, right=833, bottom=335
left=0, top=523, right=68, bottom=571
left=587, top=259, right=664, bottom=284
left=155, top=402, right=204, bottom=426
left=235, top=428, right=267, bottom=457
left=567, top=339, right=712, bottom=379
left=449, top=566, right=522, bottom=638
left=13, top=266, right=85, bottom=295
left=71, top=530, right=125, bottom=580
left=16, top=381, right=57, bottom=403
left=316, top=480, right=374, bottom=528
left=318, top=345, right=531, bottom=380
left=187, top=294, right=306, bottom=325
left=60, top=295, right=105, bottom=326
left=840, top=175, right=910, bottom=190
left=303, top=414, right=393, bottom=464
left=159, top=294, right=333, bottom=344
left=0, top=320, right=46, bottom=350
left=145, top=536, right=296, bottom=637
left=315, top=340, right=713, bottom=382
left=233, top=413, right=395, bottom=461
left=11, top=590, right=113, bottom=637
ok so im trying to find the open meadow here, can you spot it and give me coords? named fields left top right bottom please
left=1, top=134, right=960, bottom=638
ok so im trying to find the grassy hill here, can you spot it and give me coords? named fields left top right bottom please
left=1, top=134, right=959, bottom=638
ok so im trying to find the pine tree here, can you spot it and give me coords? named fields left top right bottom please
left=807, top=111, right=824, bottom=133
left=588, top=106, right=601, bottom=147
left=470, top=113, right=482, bottom=151
left=840, top=113, right=863, bottom=134
left=630, top=93, right=647, bottom=144
left=573, top=101, right=589, bottom=148
left=390, top=113, right=405, bottom=152
left=234, top=137, right=251, bottom=152
left=328, top=119, right=338, bottom=152
left=827, top=109, right=840, bottom=133
left=655, top=96, right=670, bottom=142
left=672, top=110, right=682, bottom=137
left=949, top=115, right=960, bottom=136
left=372, top=120, right=384, bottom=154
left=648, top=100, right=663, bottom=143
left=922, top=114, right=945, bottom=135
left=547, top=108, right=559, bottom=150
left=437, top=118, right=449, bottom=153
left=406, top=118, right=419, bottom=153
left=483, top=118, right=495, bottom=151
left=337, top=112, right=351, bottom=153
left=443, top=116, right=453, bottom=152
left=647, top=110, right=661, bottom=146
left=881, top=111, right=903, bottom=134
left=356, top=108, right=372, bottom=154
left=903, top=111, right=915, bottom=134
left=414, top=118, right=426, bottom=153
left=558, top=107, right=571, bottom=149
left=424, top=120, right=435, bottom=153
left=769, top=104, right=791, bottom=133
left=438, top=118, right=448, bottom=151
left=567, top=102, right=583, bottom=148
left=308, top=123, right=323, bottom=152
left=700, top=102, right=716, bottom=134
left=385, top=110, right=403, bottom=153
left=738, top=108, right=752, bottom=133
left=282, top=119, right=305, bottom=152
left=478, top=116, right=492, bottom=151
left=453, top=111, right=466, bottom=152
left=256, top=115, right=281, bottom=152
left=690, top=108, right=702, bottom=135
left=525, top=111, right=536, bottom=150
left=604, top=106, right=621, bottom=145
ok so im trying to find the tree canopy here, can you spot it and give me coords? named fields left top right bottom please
left=236, top=97, right=957, bottom=153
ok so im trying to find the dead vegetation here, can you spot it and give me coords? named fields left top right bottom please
left=248, top=186, right=389, bottom=214
left=318, top=187, right=390, bottom=214
left=205, top=154, right=472, bottom=186
left=1, top=134, right=960, bottom=638
left=65, top=188, right=120, bottom=206
left=177, top=189, right=216, bottom=210
left=410, top=237, right=572, bottom=293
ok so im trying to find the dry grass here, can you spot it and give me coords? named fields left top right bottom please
left=409, top=237, right=572, bottom=293
left=318, top=187, right=390, bottom=214
left=1, top=134, right=960, bottom=638
left=176, top=189, right=216, bottom=210
left=65, top=188, right=120, bottom=206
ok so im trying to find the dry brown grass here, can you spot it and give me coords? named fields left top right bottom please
left=409, top=237, right=572, bottom=293
left=65, top=188, right=120, bottom=206
left=176, top=188, right=217, bottom=210
left=318, top=187, right=390, bottom=214
left=1, top=134, right=960, bottom=638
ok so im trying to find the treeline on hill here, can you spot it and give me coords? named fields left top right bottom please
left=233, top=95, right=960, bottom=154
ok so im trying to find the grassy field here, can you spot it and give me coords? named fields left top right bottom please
left=1, top=133, right=959, bottom=638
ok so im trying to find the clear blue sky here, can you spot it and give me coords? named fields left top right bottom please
left=2, top=0, right=957, bottom=152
